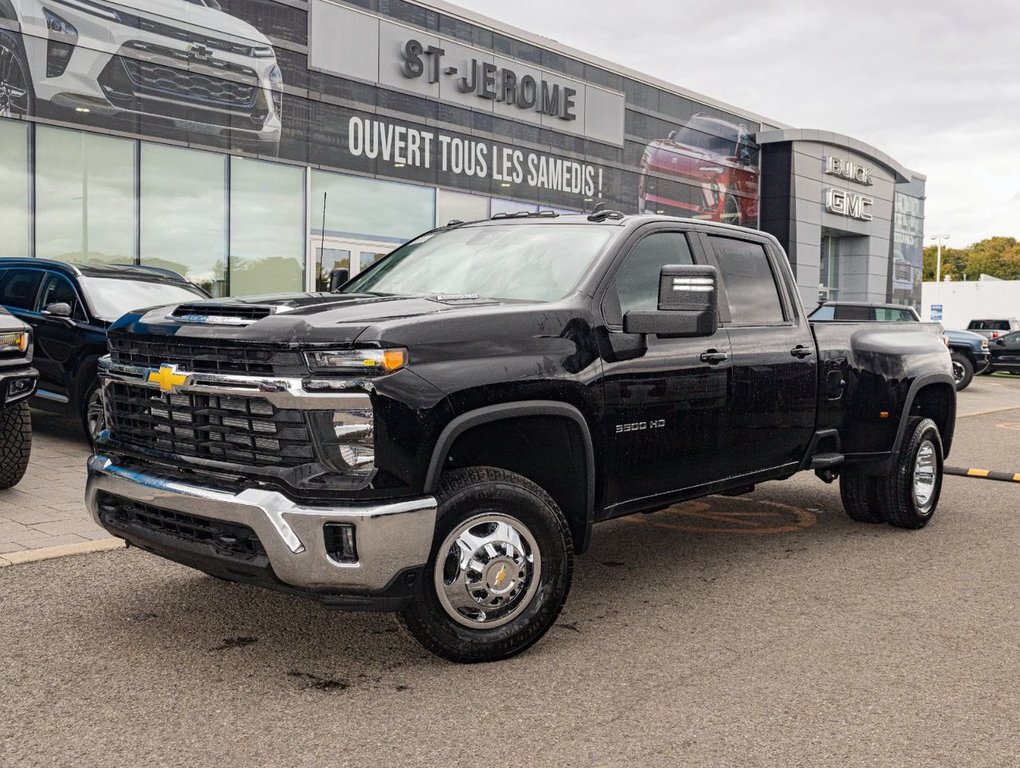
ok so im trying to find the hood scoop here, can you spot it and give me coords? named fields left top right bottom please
left=169, top=303, right=290, bottom=326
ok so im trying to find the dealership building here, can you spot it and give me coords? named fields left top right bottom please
left=0, top=0, right=925, bottom=306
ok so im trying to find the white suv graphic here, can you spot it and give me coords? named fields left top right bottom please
left=0, top=0, right=281, bottom=150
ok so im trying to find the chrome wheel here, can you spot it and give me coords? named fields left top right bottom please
left=912, top=439, right=937, bottom=513
left=0, top=35, right=31, bottom=118
left=434, top=513, right=541, bottom=629
left=86, top=386, right=106, bottom=443
left=951, top=360, right=965, bottom=384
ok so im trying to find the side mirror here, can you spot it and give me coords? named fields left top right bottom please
left=667, top=130, right=677, bottom=140
left=41, top=302, right=72, bottom=319
left=328, top=267, right=349, bottom=292
left=623, top=264, right=719, bottom=338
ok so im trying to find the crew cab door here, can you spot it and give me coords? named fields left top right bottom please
left=702, top=233, right=817, bottom=476
left=597, top=227, right=732, bottom=512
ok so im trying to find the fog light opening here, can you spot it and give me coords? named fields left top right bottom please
left=324, top=522, right=358, bottom=564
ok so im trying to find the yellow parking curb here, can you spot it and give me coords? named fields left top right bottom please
left=0, top=537, right=125, bottom=567
left=946, top=466, right=1020, bottom=484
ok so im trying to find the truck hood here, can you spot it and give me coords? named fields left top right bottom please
left=114, top=292, right=543, bottom=346
left=108, top=0, right=272, bottom=46
left=643, top=139, right=733, bottom=178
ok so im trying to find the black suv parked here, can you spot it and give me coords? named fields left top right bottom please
left=0, top=260, right=206, bottom=441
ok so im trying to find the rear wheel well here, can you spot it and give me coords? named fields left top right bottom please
left=910, top=383, right=955, bottom=454
left=436, top=414, right=592, bottom=553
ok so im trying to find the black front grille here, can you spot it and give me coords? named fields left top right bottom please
left=120, top=56, right=258, bottom=109
left=643, top=176, right=708, bottom=210
left=108, top=336, right=292, bottom=376
left=97, top=491, right=266, bottom=561
left=106, top=382, right=315, bottom=468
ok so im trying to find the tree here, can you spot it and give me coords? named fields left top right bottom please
left=922, top=237, right=1020, bottom=281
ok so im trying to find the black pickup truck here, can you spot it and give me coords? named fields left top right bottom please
left=86, top=213, right=956, bottom=663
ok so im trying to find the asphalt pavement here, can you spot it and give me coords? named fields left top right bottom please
left=1, top=388, right=1019, bottom=767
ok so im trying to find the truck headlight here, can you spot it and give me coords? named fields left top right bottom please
left=305, top=348, right=407, bottom=375
left=0, top=331, right=29, bottom=355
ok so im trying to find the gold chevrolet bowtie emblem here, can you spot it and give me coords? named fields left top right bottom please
left=146, top=363, right=193, bottom=395
left=494, top=564, right=507, bottom=587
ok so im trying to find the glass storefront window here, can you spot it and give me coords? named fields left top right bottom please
left=820, top=235, right=840, bottom=301
left=311, top=171, right=435, bottom=241
left=140, top=144, right=227, bottom=296
left=35, top=126, right=135, bottom=265
left=435, top=189, right=488, bottom=226
left=229, top=157, right=305, bottom=296
left=0, top=121, right=30, bottom=258
left=310, top=171, right=434, bottom=289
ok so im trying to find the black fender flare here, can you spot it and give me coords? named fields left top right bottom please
left=424, top=400, right=597, bottom=552
left=891, top=371, right=957, bottom=460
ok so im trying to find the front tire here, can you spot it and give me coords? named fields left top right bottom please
left=950, top=351, right=974, bottom=391
left=876, top=418, right=943, bottom=530
left=398, top=467, right=574, bottom=663
left=0, top=30, right=34, bottom=118
left=0, top=402, right=32, bottom=489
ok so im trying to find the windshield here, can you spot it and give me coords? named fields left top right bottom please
left=342, top=224, right=616, bottom=302
left=675, top=120, right=739, bottom=156
left=79, top=277, right=206, bottom=322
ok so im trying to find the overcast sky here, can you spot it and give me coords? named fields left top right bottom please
left=452, top=0, right=1018, bottom=247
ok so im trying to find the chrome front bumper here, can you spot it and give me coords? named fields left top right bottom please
left=86, top=454, right=437, bottom=593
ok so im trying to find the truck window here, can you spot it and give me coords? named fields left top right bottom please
left=607, top=232, right=694, bottom=323
left=37, top=273, right=86, bottom=321
left=834, top=305, right=872, bottom=321
left=708, top=236, right=785, bottom=324
left=0, top=269, right=43, bottom=311
left=875, top=307, right=915, bottom=322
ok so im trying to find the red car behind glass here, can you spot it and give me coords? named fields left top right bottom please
left=638, top=113, right=759, bottom=226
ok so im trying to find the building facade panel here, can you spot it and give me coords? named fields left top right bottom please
left=0, top=0, right=922, bottom=305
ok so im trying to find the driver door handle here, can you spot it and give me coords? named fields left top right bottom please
left=791, top=345, right=814, bottom=359
left=700, top=349, right=729, bottom=365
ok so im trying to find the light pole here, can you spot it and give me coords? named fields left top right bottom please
left=929, top=233, right=950, bottom=311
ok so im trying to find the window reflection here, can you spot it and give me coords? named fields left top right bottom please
left=0, top=122, right=30, bottom=258
left=140, top=144, right=227, bottom=296
left=229, top=157, right=304, bottom=296
left=36, top=126, right=135, bottom=265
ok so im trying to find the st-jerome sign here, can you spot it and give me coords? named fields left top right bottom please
left=401, top=39, right=577, bottom=121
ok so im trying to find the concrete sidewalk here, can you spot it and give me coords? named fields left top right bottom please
left=2, top=374, right=1020, bottom=567
left=0, top=410, right=121, bottom=566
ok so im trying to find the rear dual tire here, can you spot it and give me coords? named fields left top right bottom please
left=840, top=418, right=943, bottom=530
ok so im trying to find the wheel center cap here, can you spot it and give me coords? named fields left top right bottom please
left=483, top=557, right=517, bottom=594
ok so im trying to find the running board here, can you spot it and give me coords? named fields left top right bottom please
left=809, top=452, right=844, bottom=469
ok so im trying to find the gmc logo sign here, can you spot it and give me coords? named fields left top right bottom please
left=825, top=188, right=873, bottom=221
